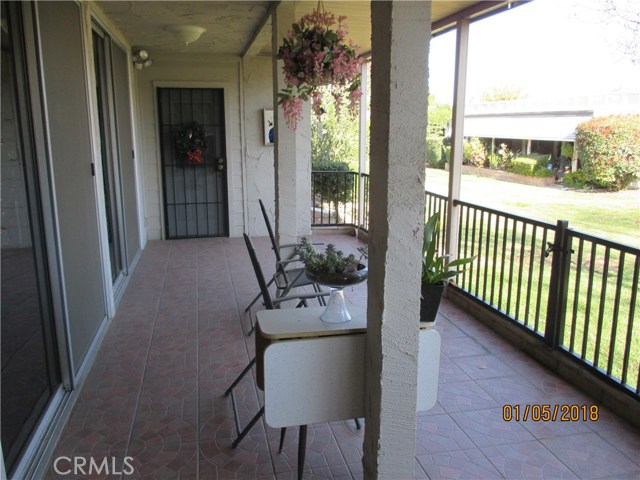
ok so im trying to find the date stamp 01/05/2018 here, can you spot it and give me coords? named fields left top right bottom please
left=502, top=404, right=600, bottom=422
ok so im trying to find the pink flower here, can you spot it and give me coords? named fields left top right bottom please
left=276, top=8, right=361, bottom=130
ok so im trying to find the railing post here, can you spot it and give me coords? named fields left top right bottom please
left=545, top=220, right=572, bottom=348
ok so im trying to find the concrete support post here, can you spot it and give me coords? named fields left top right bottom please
left=272, top=3, right=312, bottom=246
left=446, top=18, right=469, bottom=260
left=364, top=2, right=431, bottom=478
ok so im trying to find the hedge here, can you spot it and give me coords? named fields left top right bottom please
left=575, top=115, right=640, bottom=190
left=507, top=155, right=554, bottom=178
left=427, top=138, right=445, bottom=169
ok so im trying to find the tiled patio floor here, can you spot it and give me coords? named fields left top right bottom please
left=46, top=235, right=640, bottom=479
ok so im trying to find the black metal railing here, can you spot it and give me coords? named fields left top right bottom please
left=454, top=200, right=556, bottom=337
left=562, top=229, right=639, bottom=394
left=451, top=199, right=639, bottom=397
left=312, top=177, right=639, bottom=397
left=361, top=173, right=370, bottom=231
left=311, top=171, right=359, bottom=226
left=425, top=191, right=448, bottom=258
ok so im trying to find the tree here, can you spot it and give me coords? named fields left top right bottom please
left=426, top=96, right=452, bottom=169
left=311, top=85, right=360, bottom=170
left=593, top=0, right=640, bottom=65
left=480, top=85, right=527, bottom=102
left=311, top=86, right=359, bottom=221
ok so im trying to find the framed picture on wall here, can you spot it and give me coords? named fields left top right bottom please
left=263, top=109, right=274, bottom=146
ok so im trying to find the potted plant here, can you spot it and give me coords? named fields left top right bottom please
left=296, top=238, right=367, bottom=286
left=421, top=213, right=475, bottom=324
left=295, top=238, right=367, bottom=322
left=276, top=8, right=362, bottom=130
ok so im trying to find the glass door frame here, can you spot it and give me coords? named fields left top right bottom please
left=91, top=22, right=129, bottom=295
left=3, top=2, right=76, bottom=478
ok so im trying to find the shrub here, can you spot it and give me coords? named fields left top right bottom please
left=427, top=138, right=445, bottom=169
left=487, top=153, right=502, bottom=170
left=496, top=143, right=514, bottom=169
left=508, top=156, right=554, bottom=177
left=575, top=115, right=640, bottom=190
left=508, top=157, right=537, bottom=176
left=443, top=146, right=451, bottom=165
left=312, top=159, right=356, bottom=221
left=463, top=137, right=487, bottom=167
left=563, top=170, right=593, bottom=189
left=561, top=142, right=574, bottom=159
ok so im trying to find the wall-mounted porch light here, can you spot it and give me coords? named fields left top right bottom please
left=166, top=25, right=206, bottom=46
left=132, top=48, right=153, bottom=69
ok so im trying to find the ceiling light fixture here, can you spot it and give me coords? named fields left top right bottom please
left=132, top=48, right=153, bottom=69
left=166, top=25, right=206, bottom=46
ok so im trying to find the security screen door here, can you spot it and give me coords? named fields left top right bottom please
left=158, top=88, right=229, bottom=238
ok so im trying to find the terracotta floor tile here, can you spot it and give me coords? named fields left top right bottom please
left=53, top=413, right=133, bottom=457
left=415, top=414, right=475, bottom=454
left=417, top=448, right=503, bottom=479
left=475, top=375, right=548, bottom=405
left=432, top=317, right=468, bottom=338
left=451, top=353, right=517, bottom=380
left=438, top=380, right=499, bottom=413
left=199, top=435, right=275, bottom=478
left=44, top=235, right=640, bottom=480
left=127, top=440, right=198, bottom=479
left=441, top=335, right=490, bottom=358
left=438, top=355, right=472, bottom=383
left=450, top=407, right=534, bottom=448
left=588, top=406, right=640, bottom=464
left=540, top=432, right=640, bottom=479
left=75, top=384, right=139, bottom=419
left=480, top=440, right=579, bottom=479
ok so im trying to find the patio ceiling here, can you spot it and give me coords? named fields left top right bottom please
left=95, top=1, right=513, bottom=58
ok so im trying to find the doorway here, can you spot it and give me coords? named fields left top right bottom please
left=1, top=3, right=61, bottom=474
left=92, top=26, right=127, bottom=286
left=158, top=88, right=229, bottom=238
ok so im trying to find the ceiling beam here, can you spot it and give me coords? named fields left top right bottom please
left=432, top=1, right=530, bottom=36
left=241, top=1, right=279, bottom=57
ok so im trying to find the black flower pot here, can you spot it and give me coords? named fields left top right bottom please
left=305, top=264, right=368, bottom=288
left=420, top=282, right=446, bottom=324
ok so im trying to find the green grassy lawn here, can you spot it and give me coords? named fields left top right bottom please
left=425, top=168, right=640, bottom=247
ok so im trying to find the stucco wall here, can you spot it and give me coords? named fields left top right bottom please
left=136, top=53, right=274, bottom=239
left=242, top=55, right=275, bottom=236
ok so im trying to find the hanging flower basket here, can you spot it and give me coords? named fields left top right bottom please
left=175, top=122, right=207, bottom=166
left=277, top=6, right=363, bottom=130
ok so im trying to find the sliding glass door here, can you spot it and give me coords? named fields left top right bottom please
left=92, top=27, right=127, bottom=286
left=1, top=3, right=61, bottom=474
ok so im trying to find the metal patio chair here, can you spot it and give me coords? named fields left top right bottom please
left=244, top=199, right=325, bottom=335
left=225, top=233, right=330, bottom=449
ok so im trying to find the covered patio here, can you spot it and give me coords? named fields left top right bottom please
left=45, top=234, right=640, bottom=479
left=4, top=1, right=640, bottom=478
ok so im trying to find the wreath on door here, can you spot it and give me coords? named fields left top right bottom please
left=176, top=122, right=207, bottom=166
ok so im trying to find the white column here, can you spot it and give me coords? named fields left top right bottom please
left=364, top=2, right=431, bottom=478
left=357, top=62, right=369, bottom=231
left=272, top=3, right=312, bottom=246
left=446, top=18, right=469, bottom=260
